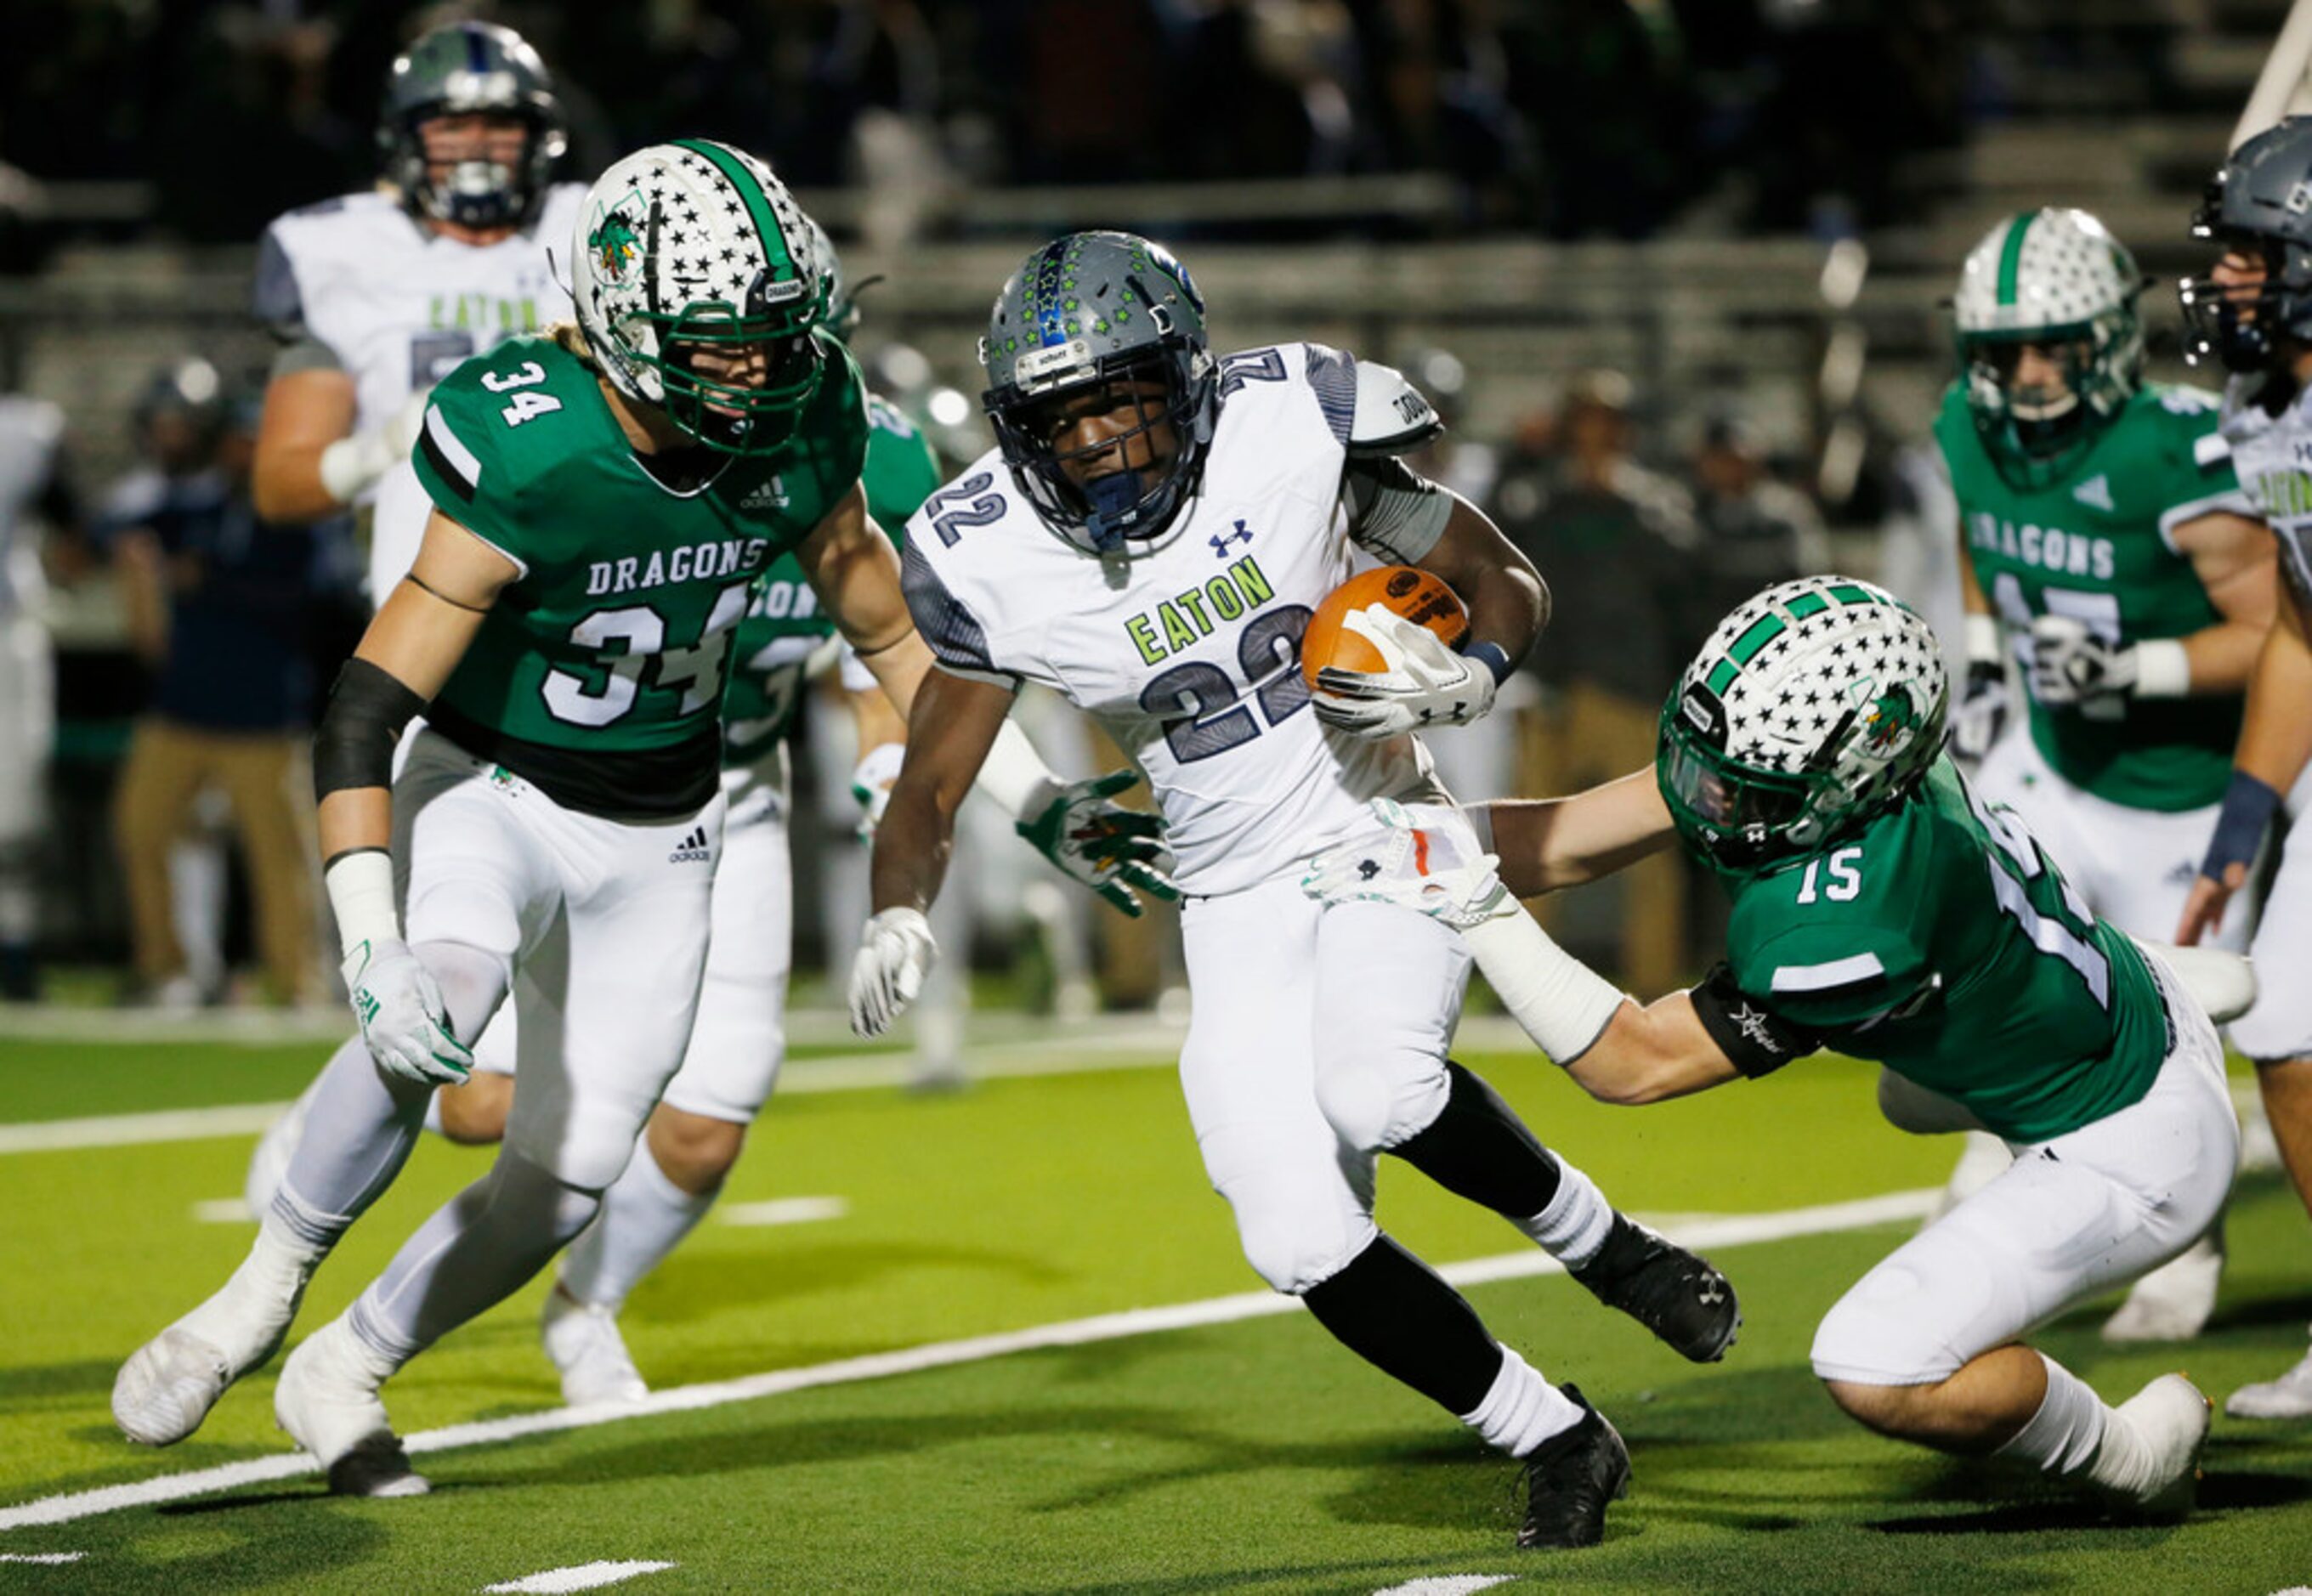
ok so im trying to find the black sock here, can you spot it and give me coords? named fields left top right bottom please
left=1300, top=1232, right=1504, bottom=1416
left=1386, top=1060, right=1563, bottom=1220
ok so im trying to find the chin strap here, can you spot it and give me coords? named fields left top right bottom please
left=1082, top=471, right=1145, bottom=552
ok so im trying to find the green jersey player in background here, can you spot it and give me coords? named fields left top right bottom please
left=2174, top=115, right=2312, bottom=1419
left=111, top=140, right=1143, bottom=1496
left=1308, top=576, right=2243, bottom=1518
left=1933, top=207, right=2275, bottom=1343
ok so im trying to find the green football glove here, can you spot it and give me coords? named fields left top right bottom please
left=1016, top=770, right=1180, bottom=918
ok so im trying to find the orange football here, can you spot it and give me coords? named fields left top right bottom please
left=1301, top=566, right=1470, bottom=688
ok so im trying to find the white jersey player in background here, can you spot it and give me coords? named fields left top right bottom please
left=245, top=18, right=580, bottom=1142
left=0, top=388, right=71, bottom=1001
left=851, top=230, right=1741, bottom=1551
left=2175, top=114, right=2312, bottom=1418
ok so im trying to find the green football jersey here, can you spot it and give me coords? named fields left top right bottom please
left=1722, top=759, right=2170, bottom=1142
left=411, top=332, right=869, bottom=815
left=1934, top=382, right=2249, bottom=811
left=720, top=393, right=943, bottom=767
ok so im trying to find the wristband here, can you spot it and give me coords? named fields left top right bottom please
left=1688, top=960, right=1817, bottom=1078
left=2201, top=770, right=2281, bottom=881
left=1462, top=639, right=1516, bottom=688
left=1964, top=613, right=2003, bottom=666
left=2131, top=637, right=2190, bottom=699
left=324, top=848, right=400, bottom=959
left=976, top=717, right=1061, bottom=824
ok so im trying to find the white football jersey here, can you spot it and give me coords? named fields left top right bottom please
left=2221, top=372, right=2312, bottom=599
left=905, top=343, right=1443, bottom=896
left=255, top=184, right=586, bottom=598
left=0, top=397, right=63, bottom=621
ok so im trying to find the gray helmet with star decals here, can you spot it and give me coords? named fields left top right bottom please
left=1658, top=576, right=1949, bottom=871
left=1950, top=208, right=2144, bottom=490
left=2180, top=116, right=2312, bottom=371
left=981, top=231, right=1219, bottom=554
left=379, top=21, right=567, bottom=231
left=570, top=139, right=830, bottom=455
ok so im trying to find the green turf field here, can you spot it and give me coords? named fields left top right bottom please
left=3, top=1026, right=2309, bottom=1593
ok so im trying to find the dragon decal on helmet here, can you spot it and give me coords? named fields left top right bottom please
left=570, top=139, right=831, bottom=456
left=1950, top=207, right=2145, bottom=490
left=1658, top=576, right=1950, bottom=872
left=981, top=231, right=1219, bottom=555
left=378, top=21, right=567, bottom=232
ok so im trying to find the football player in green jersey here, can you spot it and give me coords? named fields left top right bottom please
left=112, top=141, right=1158, bottom=1495
left=1935, top=207, right=2276, bottom=1342
left=1307, top=577, right=2242, bottom=1516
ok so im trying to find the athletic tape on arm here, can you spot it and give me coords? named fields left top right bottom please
left=1459, top=904, right=1629, bottom=1063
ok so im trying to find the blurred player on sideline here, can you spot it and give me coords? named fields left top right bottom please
left=2175, top=116, right=2312, bottom=1418
left=0, top=385, right=72, bottom=1000
left=1934, top=207, right=2274, bottom=1342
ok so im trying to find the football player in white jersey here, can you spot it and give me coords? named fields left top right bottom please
left=0, top=391, right=71, bottom=1000
left=852, top=231, right=1742, bottom=1550
left=2174, top=115, right=2312, bottom=1418
left=246, top=19, right=581, bottom=1141
left=251, top=20, right=583, bottom=606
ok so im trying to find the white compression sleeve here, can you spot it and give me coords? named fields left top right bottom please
left=1461, top=903, right=1630, bottom=1063
left=974, top=716, right=1063, bottom=823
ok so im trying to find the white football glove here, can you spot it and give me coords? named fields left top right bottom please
left=2027, top=614, right=2136, bottom=705
left=1016, top=770, right=1180, bottom=917
left=1300, top=798, right=1518, bottom=930
left=849, top=741, right=906, bottom=840
left=343, top=937, right=472, bottom=1086
left=318, top=391, right=430, bottom=506
left=1311, top=605, right=1498, bottom=740
left=848, top=907, right=938, bottom=1037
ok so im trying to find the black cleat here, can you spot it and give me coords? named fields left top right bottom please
left=1570, top=1214, right=1740, bottom=1362
left=1517, top=1383, right=1630, bottom=1549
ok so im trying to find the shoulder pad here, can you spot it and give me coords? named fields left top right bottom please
left=1348, top=359, right=1445, bottom=456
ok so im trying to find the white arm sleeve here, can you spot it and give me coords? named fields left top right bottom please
left=1461, top=904, right=1631, bottom=1063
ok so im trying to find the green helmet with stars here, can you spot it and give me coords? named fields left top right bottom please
left=980, top=230, right=1218, bottom=555
left=1951, top=207, right=2145, bottom=490
left=1659, top=576, right=1950, bottom=871
left=570, top=139, right=831, bottom=456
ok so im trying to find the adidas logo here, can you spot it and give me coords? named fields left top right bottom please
left=740, top=477, right=789, bottom=511
left=2072, top=473, right=2114, bottom=512
left=668, top=825, right=711, bottom=864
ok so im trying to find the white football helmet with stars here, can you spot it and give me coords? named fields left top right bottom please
left=570, top=139, right=830, bottom=453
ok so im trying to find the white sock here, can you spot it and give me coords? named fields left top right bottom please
left=1459, top=1345, right=1586, bottom=1457
left=1521, top=1162, right=1613, bottom=1270
left=557, top=1139, right=717, bottom=1310
left=1994, top=1353, right=2110, bottom=1480
left=179, top=1221, right=320, bottom=1367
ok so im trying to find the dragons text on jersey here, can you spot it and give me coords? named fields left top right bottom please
left=1935, top=381, right=2253, bottom=810
left=410, top=332, right=869, bottom=818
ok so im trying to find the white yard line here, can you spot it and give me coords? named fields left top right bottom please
left=0, top=1187, right=1936, bottom=1533
left=0, top=1105, right=289, bottom=1156
left=1371, top=1578, right=1515, bottom=1596
left=482, top=1561, right=677, bottom=1593
left=717, top=1197, right=847, bottom=1227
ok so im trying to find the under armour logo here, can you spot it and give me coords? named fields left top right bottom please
left=1210, top=520, right=1254, bottom=557
left=1357, top=857, right=1382, bottom=880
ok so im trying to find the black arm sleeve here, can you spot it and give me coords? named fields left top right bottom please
left=1688, top=960, right=1822, bottom=1079
left=314, top=658, right=428, bottom=802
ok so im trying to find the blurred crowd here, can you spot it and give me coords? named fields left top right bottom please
left=0, top=0, right=1998, bottom=252
left=0, top=337, right=1865, bottom=1008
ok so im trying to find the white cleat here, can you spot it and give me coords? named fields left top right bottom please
left=112, top=1237, right=312, bottom=1446
left=2103, top=1373, right=2212, bottom=1520
left=242, top=1078, right=320, bottom=1216
left=541, top=1284, right=649, bottom=1407
left=2225, top=1344, right=2312, bottom=1419
left=275, top=1319, right=427, bottom=1497
left=2102, top=1232, right=2224, bottom=1344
